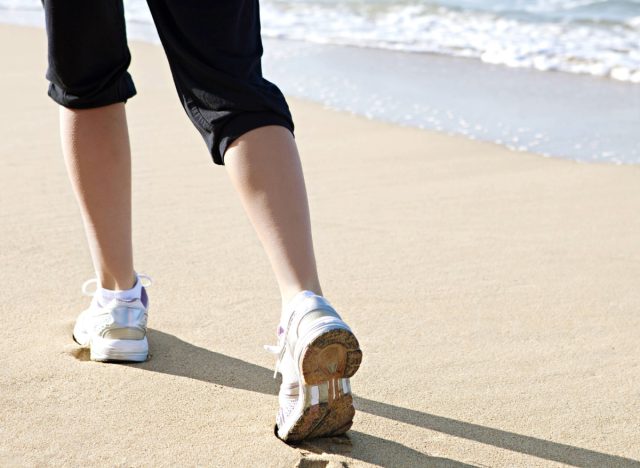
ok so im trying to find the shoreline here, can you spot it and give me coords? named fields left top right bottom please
left=2, top=16, right=639, bottom=165
left=2, top=23, right=639, bottom=467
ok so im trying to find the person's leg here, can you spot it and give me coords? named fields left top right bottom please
left=43, top=0, right=150, bottom=362
left=146, top=0, right=361, bottom=440
left=59, top=103, right=136, bottom=290
left=225, top=126, right=362, bottom=442
left=224, top=126, right=322, bottom=306
left=43, top=0, right=139, bottom=290
left=144, top=0, right=302, bottom=304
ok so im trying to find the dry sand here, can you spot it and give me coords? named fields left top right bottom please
left=1, top=24, right=639, bottom=467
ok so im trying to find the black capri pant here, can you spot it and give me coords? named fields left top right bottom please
left=42, top=0, right=295, bottom=165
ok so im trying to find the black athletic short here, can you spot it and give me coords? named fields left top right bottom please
left=41, top=0, right=295, bottom=165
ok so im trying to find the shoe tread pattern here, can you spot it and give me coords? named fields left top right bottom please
left=281, top=327, right=362, bottom=442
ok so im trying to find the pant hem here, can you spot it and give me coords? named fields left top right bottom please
left=216, top=111, right=295, bottom=166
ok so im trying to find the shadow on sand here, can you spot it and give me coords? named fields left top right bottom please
left=113, top=329, right=638, bottom=467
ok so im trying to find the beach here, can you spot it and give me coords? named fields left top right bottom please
left=2, top=1, right=640, bottom=164
left=1, top=23, right=639, bottom=467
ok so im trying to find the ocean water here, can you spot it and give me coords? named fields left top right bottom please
left=1, top=0, right=639, bottom=164
left=260, top=0, right=640, bottom=83
left=3, top=0, right=639, bottom=83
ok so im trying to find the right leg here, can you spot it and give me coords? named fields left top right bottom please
left=144, top=0, right=360, bottom=441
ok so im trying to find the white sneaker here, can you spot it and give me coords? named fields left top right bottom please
left=72, top=274, right=152, bottom=362
left=265, top=290, right=362, bottom=442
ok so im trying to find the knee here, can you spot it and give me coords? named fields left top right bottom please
left=43, top=0, right=136, bottom=109
left=46, top=62, right=137, bottom=110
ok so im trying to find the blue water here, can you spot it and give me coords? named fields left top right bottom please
left=259, top=0, right=640, bottom=83
left=3, top=0, right=639, bottom=82
left=1, top=0, right=638, bottom=164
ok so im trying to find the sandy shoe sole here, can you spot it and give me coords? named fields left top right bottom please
left=278, top=327, right=362, bottom=442
left=298, top=328, right=362, bottom=385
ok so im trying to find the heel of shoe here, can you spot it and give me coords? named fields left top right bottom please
left=298, top=327, right=362, bottom=385
left=282, top=389, right=356, bottom=442
left=282, top=327, right=361, bottom=442
left=90, top=336, right=149, bottom=362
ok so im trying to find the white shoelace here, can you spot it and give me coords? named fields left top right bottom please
left=264, top=304, right=299, bottom=378
left=263, top=341, right=285, bottom=379
left=81, top=273, right=153, bottom=296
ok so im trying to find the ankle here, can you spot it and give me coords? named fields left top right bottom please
left=98, top=271, right=137, bottom=291
left=96, top=274, right=142, bottom=305
left=281, top=284, right=323, bottom=310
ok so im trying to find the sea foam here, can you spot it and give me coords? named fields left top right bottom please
left=260, top=0, right=640, bottom=83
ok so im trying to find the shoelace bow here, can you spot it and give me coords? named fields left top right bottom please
left=81, top=273, right=153, bottom=296
left=264, top=305, right=298, bottom=379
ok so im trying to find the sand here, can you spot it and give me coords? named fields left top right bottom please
left=0, top=24, right=639, bottom=467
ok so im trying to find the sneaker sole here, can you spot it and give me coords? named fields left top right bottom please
left=279, top=327, right=362, bottom=442
left=73, top=334, right=149, bottom=362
